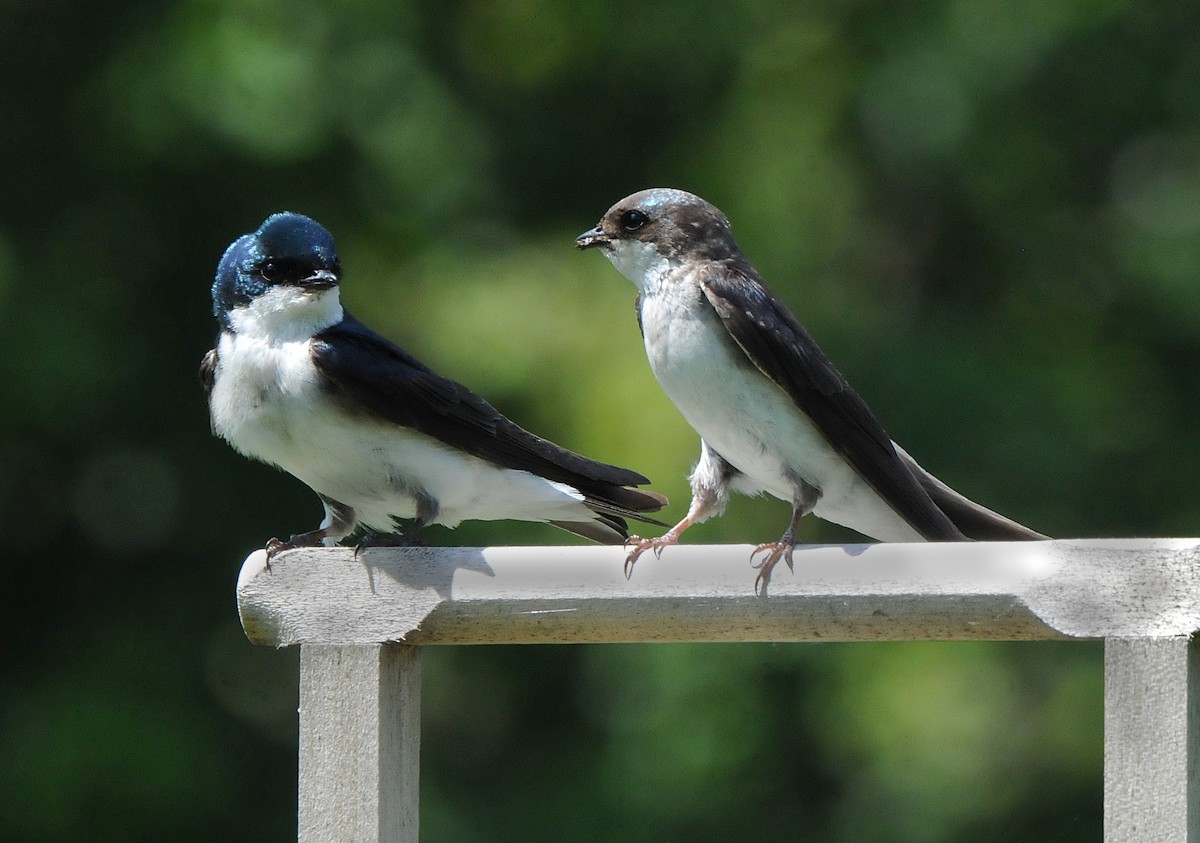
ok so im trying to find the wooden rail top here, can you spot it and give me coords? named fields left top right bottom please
left=236, top=539, right=1200, bottom=647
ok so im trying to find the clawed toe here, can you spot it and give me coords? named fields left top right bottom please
left=265, top=527, right=331, bottom=562
left=264, top=535, right=309, bottom=561
left=353, top=533, right=426, bottom=557
left=622, top=535, right=676, bottom=578
left=623, top=536, right=652, bottom=578
left=751, top=540, right=796, bottom=572
left=750, top=541, right=796, bottom=596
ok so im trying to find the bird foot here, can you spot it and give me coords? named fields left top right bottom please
left=623, top=534, right=680, bottom=578
left=353, top=532, right=427, bottom=557
left=750, top=540, right=796, bottom=596
left=264, top=529, right=327, bottom=562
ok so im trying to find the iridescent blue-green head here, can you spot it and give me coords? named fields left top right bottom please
left=212, top=212, right=342, bottom=333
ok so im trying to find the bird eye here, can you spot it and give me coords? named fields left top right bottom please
left=620, top=209, right=649, bottom=232
left=259, top=261, right=281, bottom=282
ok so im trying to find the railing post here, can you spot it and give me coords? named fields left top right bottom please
left=298, top=644, right=422, bottom=843
left=1104, top=636, right=1200, bottom=841
left=234, top=541, right=1200, bottom=839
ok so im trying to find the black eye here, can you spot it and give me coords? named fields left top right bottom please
left=620, top=209, right=649, bottom=232
left=259, top=261, right=282, bottom=282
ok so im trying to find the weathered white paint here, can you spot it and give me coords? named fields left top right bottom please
left=237, top=539, right=1200, bottom=646
left=1104, top=637, right=1200, bottom=842
left=234, top=540, right=1200, bottom=842
left=298, top=644, right=420, bottom=843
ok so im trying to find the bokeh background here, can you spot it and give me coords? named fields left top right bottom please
left=4, top=0, right=1199, bottom=839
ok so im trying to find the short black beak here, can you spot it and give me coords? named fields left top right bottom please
left=575, top=226, right=611, bottom=250
left=301, top=269, right=338, bottom=291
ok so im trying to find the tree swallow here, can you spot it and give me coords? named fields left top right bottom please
left=577, top=188, right=1043, bottom=591
left=202, top=212, right=666, bottom=557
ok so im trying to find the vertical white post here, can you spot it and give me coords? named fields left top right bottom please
left=298, top=644, right=421, bottom=843
left=1104, top=636, right=1199, bottom=842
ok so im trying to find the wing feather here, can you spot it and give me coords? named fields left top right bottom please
left=310, top=314, right=666, bottom=518
left=696, top=261, right=962, bottom=540
left=199, top=348, right=217, bottom=394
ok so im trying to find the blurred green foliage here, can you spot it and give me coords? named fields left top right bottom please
left=2, top=0, right=1197, bottom=839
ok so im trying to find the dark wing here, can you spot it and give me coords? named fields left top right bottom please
left=310, top=313, right=666, bottom=519
left=199, top=347, right=217, bottom=394
left=697, top=259, right=963, bottom=541
left=897, top=447, right=1046, bottom=540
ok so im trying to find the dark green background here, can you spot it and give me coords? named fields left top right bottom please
left=5, top=0, right=1198, bottom=839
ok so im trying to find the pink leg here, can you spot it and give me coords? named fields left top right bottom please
left=623, top=514, right=699, bottom=578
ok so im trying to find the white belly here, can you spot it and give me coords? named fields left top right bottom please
left=639, top=283, right=922, bottom=541
left=208, top=332, right=596, bottom=531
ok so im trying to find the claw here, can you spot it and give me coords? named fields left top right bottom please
left=623, top=536, right=651, bottom=578
left=264, top=536, right=295, bottom=565
left=750, top=540, right=796, bottom=597
left=750, top=540, right=796, bottom=572
left=622, top=534, right=678, bottom=579
left=264, top=528, right=328, bottom=562
left=263, top=538, right=283, bottom=570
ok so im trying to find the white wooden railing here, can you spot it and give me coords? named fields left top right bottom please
left=235, top=539, right=1200, bottom=842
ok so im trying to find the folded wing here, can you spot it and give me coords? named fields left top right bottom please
left=697, top=261, right=965, bottom=541
left=311, top=313, right=667, bottom=526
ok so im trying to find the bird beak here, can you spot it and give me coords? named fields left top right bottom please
left=575, top=226, right=611, bottom=250
left=301, top=269, right=338, bottom=291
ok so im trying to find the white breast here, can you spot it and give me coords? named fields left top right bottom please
left=637, top=272, right=922, bottom=541
left=208, top=324, right=599, bottom=533
left=208, top=330, right=323, bottom=469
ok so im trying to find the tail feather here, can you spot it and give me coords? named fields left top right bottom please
left=583, top=490, right=668, bottom=525
left=549, top=486, right=669, bottom=545
left=548, top=513, right=629, bottom=544
left=572, top=479, right=667, bottom=514
left=895, top=445, right=1047, bottom=541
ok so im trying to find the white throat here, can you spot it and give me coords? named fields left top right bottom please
left=227, top=286, right=344, bottom=342
left=604, top=239, right=675, bottom=294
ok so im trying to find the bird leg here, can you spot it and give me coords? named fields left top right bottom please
left=625, top=489, right=723, bottom=577
left=265, top=496, right=356, bottom=563
left=625, top=442, right=734, bottom=578
left=353, top=531, right=427, bottom=553
left=624, top=514, right=698, bottom=577
left=354, top=492, right=438, bottom=556
left=265, top=527, right=332, bottom=560
left=752, top=478, right=820, bottom=596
